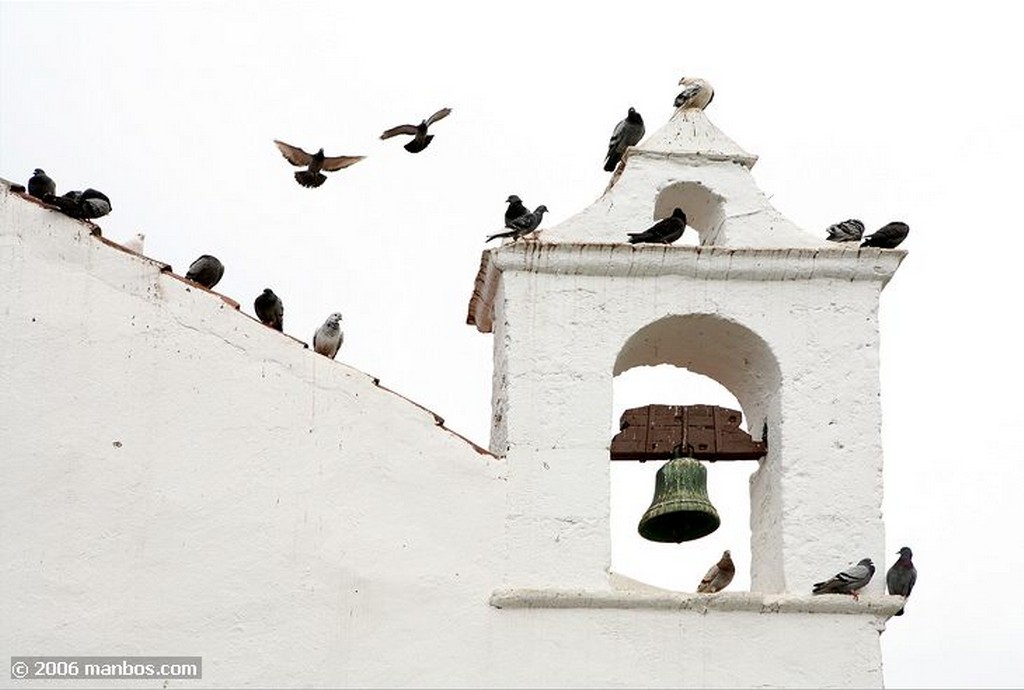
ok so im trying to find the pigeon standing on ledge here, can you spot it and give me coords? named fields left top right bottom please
left=273, top=140, right=365, bottom=188
left=313, top=313, right=344, bottom=359
left=28, top=169, right=56, bottom=199
left=886, top=547, right=917, bottom=616
left=185, top=255, right=225, bottom=289
left=861, top=221, right=910, bottom=248
left=603, top=107, right=645, bottom=172
left=123, top=232, right=145, bottom=254
left=380, top=107, right=452, bottom=153
left=254, top=288, right=284, bottom=331
left=504, top=194, right=528, bottom=228
left=486, top=205, right=548, bottom=242
left=674, top=77, right=715, bottom=110
left=825, top=219, right=865, bottom=243
left=697, top=549, right=735, bottom=593
left=812, top=558, right=875, bottom=599
left=628, top=208, right=687, bottom=244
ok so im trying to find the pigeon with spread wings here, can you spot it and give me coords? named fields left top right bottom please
left=380, top=107, right=452, bottom=153
left=273, top=140, right=364, bottom=188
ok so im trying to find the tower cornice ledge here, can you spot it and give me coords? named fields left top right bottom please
left=467, top=243, right=906, bottom=332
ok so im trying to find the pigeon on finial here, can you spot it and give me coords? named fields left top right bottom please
left=861, top=222, right=909, bottom=249
left=380, top=107, right=452, bottom=153
left=504, top=195, right=529, bottom=228
left=826, top=219, right=865, bottom=243
left=122, top=232, right=145, bottom=254
left=313, top=313, right=344, bottom=359
left=485, top=205, right=549, bottom=242
left=273, top=140, right=365, bottom=188
left=254, top=288, right=284, bottom=331
left=45, top=188, right=112, bottom=220
left=812, top=558, right=875, bottom=600
left=185, top=255, right=225, bottom=290
left=674, top=77, right=715, bottom=110
left=886, top=547, right=917, bottom=616
left=28, top=169, right=56, bottom=199
left=603, top=107, right=645, bottom=172
left=627, top=208, right=687, bottom=244
left=696, top=550, right=735, bottom=593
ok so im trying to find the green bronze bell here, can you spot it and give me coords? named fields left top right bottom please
left=638, top=456, right=720, bottom=543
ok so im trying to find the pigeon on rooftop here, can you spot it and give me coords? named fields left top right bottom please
left=313, top=313, right=344, bottom=360
left=886, top=547, right=917, bottom=616
left=28, top=169, right=56, bottom=200
left=122, top=232, right=145, bottom=254
left=380, top=107, right=452, bottom=153
left=185, top=255, right=225, bottom=290
left=485, top=205, right=549, bottom=242
left=697, top=549, right=735, bottom=593
left=273, top=140, right=365, bottom=188
left=504, top=194, right=529, bottom=228
left=628, top=208, right=687, bottom=244
left=825, top=219, right=865, bottom=243
left=603, top=107, right=645, bottom=172
left=812, top=558, right=875, bottom=599
left=254, top=288, right=284, bottom=331
left=861, top=221, right=909, bottom=249
left=674, top=77, right=715, bottom=110
left=45, top=188, right=111, bottom=220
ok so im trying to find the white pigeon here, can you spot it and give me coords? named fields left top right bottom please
left=313, top=313, right=344, bottom=359
left=122, top=232, right=145, bottom=254
left=674, top=77, right=715, bottom=110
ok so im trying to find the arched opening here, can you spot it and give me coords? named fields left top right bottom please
left=654, top=181, right=725, bottom=246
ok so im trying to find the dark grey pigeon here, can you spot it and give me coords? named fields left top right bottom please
left=861, top=221, right=909, bottom=249
left=185, top=255, right=225, bottom=290
left=826, top=219, right=865, bottom=243
left=45, top=188, right=111, bottom=220
left=886, top=547, right=917, bottom=616
left=486, top=205, right=548, bottom=242
left=505, top=195, right=529, bottom=228
left=380, top=107, right=452, bottom=153
left=603, top=107, right=645, bottom=172
left=28, top=169, right=56, bottom=199
left=813, top=558, right=875, bottom=599
left=628, top=208, right=687, bottom=244
left=273, top=140, right=365, bottom=188
left=254, top=288, right=284, bottom=331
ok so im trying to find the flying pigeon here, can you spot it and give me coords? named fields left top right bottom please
left=28, top=169, right=56, bottom=199
left=44, top=188, right=112, bottom=220
left=185, top=255, right=225, bottom=290
left=504, top=194, right=529, bottom=228
left=380, top=107, right=452, bottom=153
left=861, top=221, right=909, bottom=249
left=313, top=312, right=344, bottom=359
left=826, top=218, right=865, bottom=243
left=812, top=557, right=875, bottom=599
left=254, top=288, right=284, bottom=331
left=603, top=107, right=645, bottom=172
left=886, top=547, right=917, bottom=616
left=674, top=77, right=715, bottom=110
left=485, top=205, right=549, bottom=242
left=273, top=140, right=365, bottom=188
left=628, top=208, right=687, bottom=244
left=697, top=549, right=735, bottom=593
left=122, top=232, right=145, bottom=254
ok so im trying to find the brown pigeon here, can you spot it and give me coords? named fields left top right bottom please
left=697, top=550, right=735, bottom=593
left=380, top=107, right=452, bottom=153
left=273, top=140, right=364, bottom=188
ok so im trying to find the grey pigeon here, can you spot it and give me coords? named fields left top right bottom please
left=826, top=218, right=865, bottom=243
left=486, top=205, right=548, bottom=242
left=697, top=549, right=735, bottom=593
left=812, top=558, right=875, bottom=599
left=254, top=288, right=284, bottom=331
left=313, top=312, right=344, bottom=359
left=45, top=188, right=111, bottom=220
left=380, top=107, right=452, bottom=153
left=504, top=194, right=529, bottom=228
left=603, top=107, right=645, bottom=172
left=28, top=169, right=56, bottom=199
left=185, top=255, right=225, bottom=290
left=674, top=77, right=715, bottom=110
left=273, top=140, right=365, bottom=188
left=861, top=221, right=909, bottom=249
left=886, top=547, right=917, bottom=616
left=628, top=207, right=687, bottom=244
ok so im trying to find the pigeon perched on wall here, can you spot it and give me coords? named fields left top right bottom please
left=825, top=219, right=865, bottom=243
left=812, top=558, right=875, bottom=599
left=122, top=232, right=145, bottom=254
left=185, top=255, right=225, bottom=290
left=45, top=188, right=112, bottom=220
left=254, top=288, right=284, bottom=331
left=674, top=77, right=715, bottom=110
left=313, top=313, right=344, bottom=359
left=485, top=205, right=549, bottom=242
left=861, top=221, right=909, bottom=249
left=273, top=140, right=365, bottom=188
left=504, top=194, right=529, bottom=228
left=628, top=208, right=687, bottom=244
left=28, top=169, right=56, bottom=199
left=380, top=107, right=452, bottom=153
left=886, top=547, right=917, bottom=616
left=697, top=550, right=735, bottom=593
left=603, top=107, right=645, bottom=172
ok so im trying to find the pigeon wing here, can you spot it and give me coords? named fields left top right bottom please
left=674, top=83, right=703, bottom=108
left=274, top=140, right=313, bottom=167
left=380, top=125, right=419, bottom=139
left=425, top=107, right=452, bottom=126
left=320, top=155, right=366, bottom=172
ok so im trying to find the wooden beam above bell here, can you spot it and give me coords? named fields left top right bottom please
left=610, top=404, right=766, bottom=462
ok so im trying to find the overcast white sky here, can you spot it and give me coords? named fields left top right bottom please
left=3, top=2, right=1023, bottom=687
